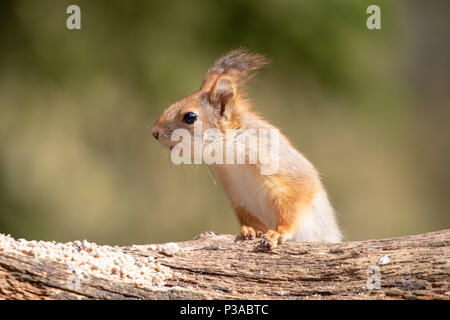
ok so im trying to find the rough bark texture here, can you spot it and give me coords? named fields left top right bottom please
left=0, top=230, right=449, bottom=300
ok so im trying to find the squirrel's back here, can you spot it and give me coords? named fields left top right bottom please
left=293, top=188, right=342, bottom=242
left=215, top=111, right=342, bottom=243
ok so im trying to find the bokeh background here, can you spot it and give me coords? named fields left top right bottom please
left=0, top=0, right=449, bottom=245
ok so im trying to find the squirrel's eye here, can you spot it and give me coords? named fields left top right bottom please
left=182, top=112, right=198, bottom=124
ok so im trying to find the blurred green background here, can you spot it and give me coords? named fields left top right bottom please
left=0, top=0, right=449, bottom=245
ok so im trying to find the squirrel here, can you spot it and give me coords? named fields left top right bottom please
left=151, top=49, right=342, bottom=248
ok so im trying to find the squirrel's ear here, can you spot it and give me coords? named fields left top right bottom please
left=208, top=77, right=236, bottom=116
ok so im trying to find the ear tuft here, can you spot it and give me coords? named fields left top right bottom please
left=201, top=48, right=270, bottom=91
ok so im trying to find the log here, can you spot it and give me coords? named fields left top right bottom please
left=0, top=230, right=449, bottom=300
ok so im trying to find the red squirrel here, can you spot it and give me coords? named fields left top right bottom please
left=151, top=49, right=342, bottom=248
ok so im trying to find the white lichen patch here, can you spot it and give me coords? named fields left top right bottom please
left=378, top=255, right=390, bottom=265
left=0, top=233, right=172, bottom=289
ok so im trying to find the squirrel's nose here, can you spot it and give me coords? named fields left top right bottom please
left=152, top=127, right=160, bottom=140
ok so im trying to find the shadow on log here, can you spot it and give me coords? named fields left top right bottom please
left=0, top=230, right=449, bottom=300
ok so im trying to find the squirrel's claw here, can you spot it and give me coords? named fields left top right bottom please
left=241, top=225, right=262, bottom=240
left=261, top=230, right=285, bottom=249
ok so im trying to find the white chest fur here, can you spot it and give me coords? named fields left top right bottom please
left=219, top=165, right=277, bottom=229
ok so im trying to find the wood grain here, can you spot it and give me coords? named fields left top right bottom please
left=1, top=230, right=449, bottom=300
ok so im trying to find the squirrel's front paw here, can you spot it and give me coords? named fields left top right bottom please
left=261, top=230, right=287, bottom=249
left=241, top=225, right=263, bottom=240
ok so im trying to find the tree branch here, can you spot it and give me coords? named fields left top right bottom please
left=0, top=230, right=449, bottom=299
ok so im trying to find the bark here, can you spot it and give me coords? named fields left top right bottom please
left=0, top=230, right=449, bottom=300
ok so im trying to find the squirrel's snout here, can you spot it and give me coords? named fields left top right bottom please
left=151, top=126, right=160, bottom=140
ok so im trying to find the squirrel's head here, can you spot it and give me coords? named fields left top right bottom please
left=151, top=48, right=269, bottom=150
